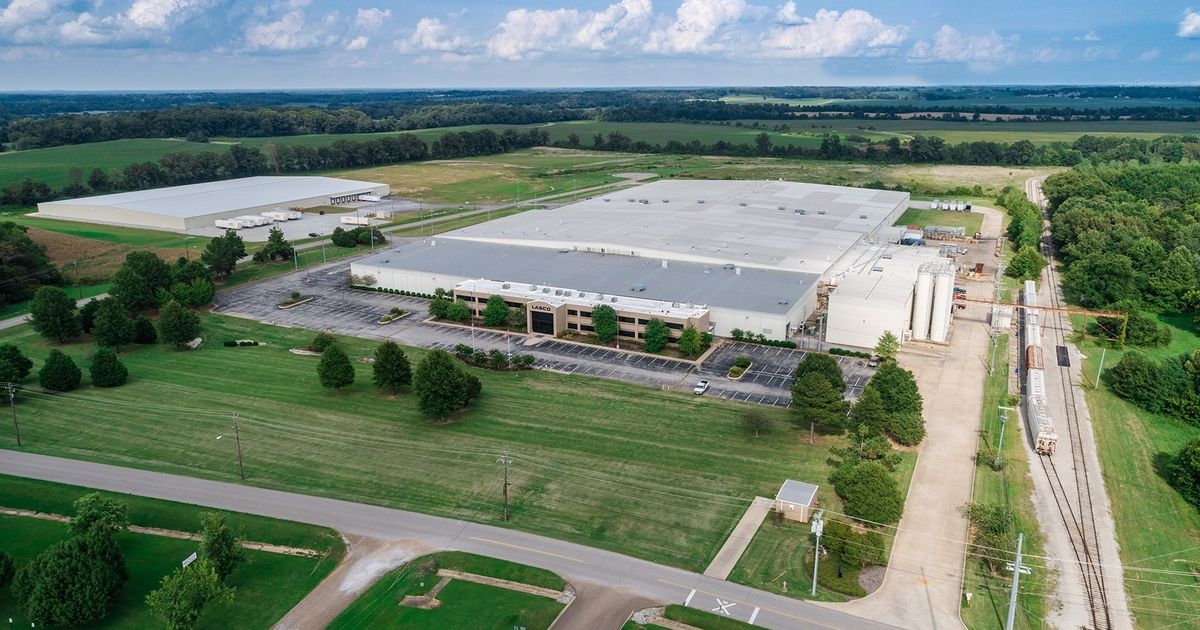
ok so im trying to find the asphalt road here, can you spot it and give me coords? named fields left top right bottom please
left=0, top=451, right=897, bottom=630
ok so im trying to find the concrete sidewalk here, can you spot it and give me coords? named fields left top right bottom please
left=702, top=496, right=773, bottom=580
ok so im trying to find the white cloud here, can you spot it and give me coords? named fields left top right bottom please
left=760, top=6, right=907, bottom=59
left=346, top=35, right=368, bottom=50
left=1179, top=9, right=1200, bottom=38
left=244, top=8, right=315, bottom=51
left=401, top=17, right=468, bottom=52
left=0, top=0, right=62, bottom=29
left=487, top=0, right=650, bottom=60
left=354, top=7, right=390, bottom=31
left=125, top=0, right=213, bottom=30
left=644, top=0, right=746, bottom=54
left=1074, top=30, right=1100, bottom=42
left=1139, top=48, right=1160, bottom=62
left=908, top=25, right=1017, bottom=65
left=58, top=12, right=111, bottom=45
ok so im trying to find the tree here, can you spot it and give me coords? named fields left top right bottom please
left=849, top=387, right=889, bottom=436
left=868, top=363, right=923, bottom=416
left=591, top=304, right=618, bottom=342
left=111, top=251, right=173, bottom=312
left=29, top=286, right=80, bottom=342
left=79, top=298, right=101, bottom=334
left=793, top=353, right=845, bottom=392
left=1006, top=245, right=1048, bottom=281
left=317, top=344, right=355, bottom=393
left=251, top=226, right=294, bottom=263
left=822, top=520, right=886, bottom=568
left=308, top=331, right=337, bottom=353
left=444, top=301, right=472, bottom=322
left=833, top=461, right=904, bottom=524
left=372, top=341, right=411, bottom=394
left=13, top=530, right=128, bottom=626
left=676, top=325, right=705, bottom=356
left=39, top=349, right=82, bottom=392
left=414, top=350, right=469, bottom=421
left=133, top=315, right=158, bottom=344
left=89, top=347, right=129, bottom=387
left=69, top=493, right=129, bottom=535
left=874, top=331, right=899, bottom=362
left=889, top=410, right=926, bottom=446
left=0, top=343, right=33, bottom=383
left=1167, top=439, right=1200, bottom=508
left=741, top=409, right=772, bottom=437
left=158, top=300, right=201, bottom=349
left=0, top=551, right=13, bottom=589
left=790, top=372, right=850, bottom=440
left=1149, top=246, right=1198, bottom=311
left=481, top=295, right=509, bottom=326
left=201, top=230, right=246, bottom=277
left=642, top=318, right=670, bottom=352
left=91, top=298, right=133, bottom=349
left=146, top=558, right=234, bottom=630
left=198, top=512, right=244, bottom=580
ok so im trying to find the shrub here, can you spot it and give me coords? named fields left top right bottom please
left=89, top=348, right=128, bottom=388
left=445, top=301, right=472, bottom=322
left=453, top=343, right=474, bottom=360
left=488, top=349, right=509, bottom=370
left=0, top=343, right=33, bottom=384
left=317, top=344, right=355, bottom=393
left=132, top=315, right=157, bottom=344
left=833, top=461, right=904, bottom=524
left=372, top=341, right=411, bottom=394
left=643, top=318, right=671, bottom=352
left=223, top=340, right=238, bottom=347
left=38, top=349, right=82, bottom=392
left=0, top=551, right=13, bottom=589
left=308, top=332, right=337, bottom=353
left=414, top=350, right=472, bottom=421
left=1167, top=438, right=1200, bottom=509
left=157, top=300, right=200, bottom=349
left=734, top=356, right=751, bottom=369
left=13, top=530, right=128, bottom=626
left=514, top=354, right=536, bottom=369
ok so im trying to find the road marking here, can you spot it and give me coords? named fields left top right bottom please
left=684, top=589, right=696, bottom=606
left=713, top=599, right=736, bottom=615
left=749, top=606, right=760, bottom=624
left=467, top=537, right=584, bottom=563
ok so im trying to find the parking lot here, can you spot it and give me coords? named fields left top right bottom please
left=214, top=258, right=872, bottom=409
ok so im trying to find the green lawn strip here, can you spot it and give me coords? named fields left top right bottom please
left=728, top=448, right=916, bottom=602
left=0, top=313, right=854, bottom=573
left=0, top=514, right=333, bottom=629
left=0, top=474, right=344, bottom=553
left=216, top=244, right=368, bottom=289
left=0, top=139, right=218, bottom=189
left=4, top=214, right=211, bottom=248
left=960, top=334, right=1048, bottom=630
left=329, top=552, right=564, bottom=630
left=1069, top=315, right=1200, bottom=629
left=429, top=551, right=565, bottom=590
left=621, top=623, right=671, bottom=630
left=388, top=206, right=538, bottom=237
left=663, top=604, right=760, bottom=629
left=894, top=208, right=984, bottom=234
left=0, top=281, right=111, bottom=320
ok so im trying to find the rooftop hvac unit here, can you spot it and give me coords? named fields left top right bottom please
left=610, top=297, right=618, bottom=302
left=502, top=283, right=511, bottom=289
left=723, top=264, right=735, bottom=270
left=672, top=302, right=680, bottom=307
left=698, top=200, right=705, bottom=204
left=795, top=209, right=806, bottom=214
left=631, top=283, right=646, bottom=292
left=559, top=248, right=570, bottom=253
left=529, top=284, right=537, bottom=290
left=628, top=198, right=636, bottom=202
left=817, top=210, right=826, bottom=215
left=859, top=214, right=868, bottom=219
left=542, top=288, right=551, bottom=294
left=603, top=198, right=611, bottom=202
left=739, top=202, right=748, bottom=206
left=555, top=289, right=563, bottom=296
left=663, top=199, right=670, bottom=203
left=778, top=206, right=786, bottom=211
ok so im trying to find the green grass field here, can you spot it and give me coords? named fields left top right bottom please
left=0, top=281, right=110, bottom=320
left=329, top=552, right=564, bottom=630
left=2, top=214, right=208, bottom=248
left=1069, top=315, right=1200, bottom=629
left=0, top=138, right=216, bottom=189
left=0, top=499, right=340, bottom=628
left=960, top=335, right=1048, bottom=630
left=894, top=209, right=985, bottom=234
left=0, top=313, right=863, bottom=573
left=388, top=205, right=538, bottom=237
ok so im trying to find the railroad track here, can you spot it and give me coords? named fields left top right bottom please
left=1031, top=178, right=1114, bottom=629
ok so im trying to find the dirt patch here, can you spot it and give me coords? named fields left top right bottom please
left=858, top=565, right=886, bottom=594
left=25, top=227, right=188, bottom=284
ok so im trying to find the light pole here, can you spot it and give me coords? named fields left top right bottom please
left=1004, top=533, right=1029, bottom=630
left=6, top=383, right=20, bottom=447
left=470, top=279, right=477, bottom=349
left=216, top=412, right=245, bottom=480
left=810, top=510, right=824, bottom=596
left=319, top=234, right=327, bottom=263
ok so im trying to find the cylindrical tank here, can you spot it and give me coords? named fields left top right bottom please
left=930, top=266, right=954, bottom=342
left=911, top=264, right=934, bottom=340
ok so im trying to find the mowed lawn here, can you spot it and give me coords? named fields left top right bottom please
left=894, top=208, right=985, bottom=234
left=1071, top=315, right=1200, bottom=629
left=0, top=313, right=850, bottom=572
left=329, top=552, right=565, bottom=630
left=0, top=138, right=217, bottom=189
left=0, top=511, right=339, bottom=628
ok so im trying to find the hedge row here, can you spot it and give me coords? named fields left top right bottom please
left=351, top=285, right=453, bottom=301
left=828, top=347, right=872, bottom=359
left=222, top=340, right=260, bottom=347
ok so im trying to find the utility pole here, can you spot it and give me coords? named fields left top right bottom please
left=498, top=451, right=512, bottom=522
left=996, top=406, right=1017, bottom=469
left=7, top=383, right=20, bottom=447
left=1094, top=346, right=1107, bottom=388
left=232, top=412, right=245, bottom=481
left=810, top=510, right=824, bottom=596
left=1004, top=533, right=1029, bottom=630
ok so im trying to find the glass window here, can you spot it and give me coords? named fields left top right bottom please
left=580, top=324, right=594, bottom=332
left=579, top=311, right=592, bottom=318
left=618, top=330, right=635, bottom=337
left=618, top=316, right=635, bottom=324
left=637, top=319, right=648, bottom=326
left=665, top=322, right=684, bottom=330
left=568, top=309, right=578, bottom=316
left=567, top=322, right=578, bottom=330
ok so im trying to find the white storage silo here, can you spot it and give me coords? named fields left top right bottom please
left=930, top=265, right=955, bottom=342
left=911, top=263, right=934, bottom=340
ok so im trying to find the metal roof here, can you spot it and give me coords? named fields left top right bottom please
left=39, top=176, right=387, bottom=219
left=358, top=239, right=819, bottom=315
left=776, top=479, right=818, bottom=506
left=446, top=179, right=908, bottom=276
left=461, top=279, right=708, bottom=319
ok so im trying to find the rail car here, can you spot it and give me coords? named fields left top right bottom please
left=1023, top=280, right=1059, bottom=455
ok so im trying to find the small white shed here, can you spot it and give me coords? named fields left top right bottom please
left=775, top=479, right=819, bottom=523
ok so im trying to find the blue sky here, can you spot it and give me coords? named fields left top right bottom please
left=1, top=0, right=1199, bottom=89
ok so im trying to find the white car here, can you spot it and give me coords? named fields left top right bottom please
left=693, top=380, right=710, bottom=395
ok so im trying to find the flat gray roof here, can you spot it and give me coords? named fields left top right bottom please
left=358, top=239, right=819, bottom=315
left=39, top=176, right=387, bottom=219
left=446, top=179, right=908, bottom=276
left=776, top=480, right=818, bottom=506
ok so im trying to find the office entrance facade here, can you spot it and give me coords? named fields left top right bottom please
left=530, top=310, right=555, bottom=334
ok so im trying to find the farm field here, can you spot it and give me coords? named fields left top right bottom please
left=772, top=118, right=1200, bottom=144
left=0, top=138, right=215, bottom=189
left=960, top=335, right=1047, bottom=630
left=894, top=209, right=985, bottom=234
left=0, top=313, right=890, bottom=573
left=1070, top=315, right=1200, bottom=629
left=329, top=552, right=565, bottom=630
left=0, top=477, right=342, bottom=629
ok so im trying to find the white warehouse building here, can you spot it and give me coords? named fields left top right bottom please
left=36, top=176, right=390, bottom=231
left=352, top=179, right=942, bottom=341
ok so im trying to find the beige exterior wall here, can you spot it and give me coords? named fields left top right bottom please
left=775, top=499, right=815, bottom=523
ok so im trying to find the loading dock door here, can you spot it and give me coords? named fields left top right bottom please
left=531, top=311, right=555, bottom=335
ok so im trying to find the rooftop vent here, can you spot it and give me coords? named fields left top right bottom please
left=795, top=209, right=806, bottom=214
left=672, top=302, right=680, bottom=308
left=542, top=287, right=550, bottom=294
left=698, top=200, right=705, bottom=204
left=777, top=300, right=789, bottom=305
left=554, top=289, right=563, bottom=296
left=817, top=210, right=826, bottom=215
left=502, top=283, right=511, bottom=289
left=662, top=199, right=670, bottom=203
left=881, top=254, right=893, bottom=260
left=628, top=198, right=636, bottom=202
left=603, top=198, right=611, bottom=202
left=558, top=248, right=569, bottom=253
left=739, top=202, right=748, bottom=207
left=722, top=264, right=735, bottom=270
left=631, top=283, right=646, bottom=292
left=610, top=296, right=618, bottom=302
left=703, top=267, right=711, bottom=274
left=859, top=214, right=868, bottom=219
left=778, top=206, right=786, bottom=211
left=529, top=284, right=537, bottom=290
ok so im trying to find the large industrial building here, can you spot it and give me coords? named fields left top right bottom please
left=353, top=179, right=957, bottom=346
left=37, top=176, right=390, bottom=231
